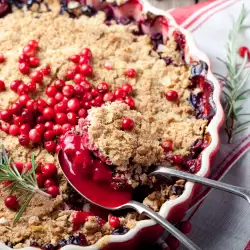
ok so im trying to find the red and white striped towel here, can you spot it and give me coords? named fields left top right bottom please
left=156, top=0, right=250, bottom=249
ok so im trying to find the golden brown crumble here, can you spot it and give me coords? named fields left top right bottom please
left=0, top=1, right=207, bottom=248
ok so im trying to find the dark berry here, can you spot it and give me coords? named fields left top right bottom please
left=111, top=227, right=129, bottom=235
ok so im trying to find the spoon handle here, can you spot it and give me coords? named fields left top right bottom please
left=123, top=200, right=201, bottom=250
left=153, top=166, right=250, bottom=205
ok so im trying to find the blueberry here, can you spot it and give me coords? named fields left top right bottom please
left=189, top=92, right=202, bottom=110
left=5, top=241, right=13, bottom=248
left=66, top=234, right=87, bottom=246
left=30, top=242, right=39, bottom=247
left=171, top=185, right=183, bottom=195
left=163, top=57, right=173, bottom=66
left=111, top=227, right=129, bottom=235
left=150, top=33, right=163, bottom=50
left=58, top=239, right=67, bottom=247
left=81, top=5, right=96, bottom=17
left=191, top=60, right=208, bottom=77
left=116, top=16, right=133, bottom=25
left=42, top=243, right=55, bottom=250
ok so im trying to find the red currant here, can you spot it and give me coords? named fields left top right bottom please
left=55, top=113, right=68, bottom=125
left=44, top=130, right=55, bottom=141
left=43, top=107, right=54, bottom=120
left=162, top=140, right=173, bottom=152
left=122, top=117, right=134, bottom=131
left=165, top=90, right=178, bottom=102
left=69, top=54, right=80, bottom=63
left=18, top=134, right=30, bottom=146
left=53, top=124, right=62, bottom=135
left=65, top=69, right=76, bottom=80
left=44, top=121, right=54, bottom=131
left=54, top=79, right=65, bottom=90
left=62, top=85, right=75, bottom=97
left=80, top=80, right=91, bottom=92
left=10, top=80, right=22, bottom=92
left=55, top=101, right=67, bottom=113
left=71, top=64, right=81, bottom=73
left=23, top=45, right=36, bottom=57
left=74, top=84, right=85, bottom=97
left=172, top=155, right=183, bottom=165
left=26, top=99, right=38, bottom=111
left=62, top=123, right=72, bottom=133
left=122, top=83, right=133, bottom=94
left=46, top=97, right=57, bottom=107
left=46, top=185, right=59, bottom=197
left=34, top=123, right=45, bottom=133
left=125, top=68, right=136, bottom=78
left=29, top=57, right=40, bottom=67
left=67, top=98, right=80, bottom=112
left=67, top=112, right=77, bottom=125
left=41, top=65, right=51, bottom=76
left=103, top=92, right=115, bottom=102
left=74, top=73, right=85, bottom=85
left=41, top=163, right=57, bottom=178
left=55, top=92, right=64, bottom=102
left=0, top=80, right=6, bottom=92
left=81, top=48, right=92, bottom=60
left=46, top=86, right=57, bottom=97
left=238, top=46, right=249, bottom=58
left=0, top=53, right=5, bottom=63
left=44, top=178, right=56, bottom=188
left=19, top=124, right=31, bottom=134
left=10, top=103, right=22, bottom=115
left=19, top=62, right=30, bottom=74
left=29, top=129, right=42, bottom=143
left=80, top=64, right=93, bottom=76
left=4, top=195, right=19, bottom=210
left=8, top=124, right=19, bottom=136
left=78, top=108, right=87, bottom=118
left=28, top=40, right=39, bottom=50
left=1, top=122, right=10, bottom=133
left=44, top=141, right=56, bottom=153
left=0, top=110, right=12, bottom=122
left=30, top=71, right=43, bottom=83
left=17, top=83, right=29, bottom=95
left=26, top=81, right=36, bottom=92
left=124, top=96, right=135, bottom=109
left=97, top=82, right=109, bottom=94
left=114, top=88, right=126, bottom=99
left=109, top=216, right=120, bottom=228
left=18, top=94, right=30, bottom=106
left=36, top=173, right=45, bottom=188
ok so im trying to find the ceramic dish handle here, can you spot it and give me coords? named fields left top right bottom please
left=119, top=200, right=201, bottom=250
left=152, top=167, right=250, bottom=205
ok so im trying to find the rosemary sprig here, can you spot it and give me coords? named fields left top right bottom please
left=0, top=145, right=51, bottom=225
left=215, top=5, right=250, bottom=143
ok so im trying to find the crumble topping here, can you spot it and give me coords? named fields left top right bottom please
left=85, top=102, right=164, bottom=168
left=0, top=1, right=211, bottom=248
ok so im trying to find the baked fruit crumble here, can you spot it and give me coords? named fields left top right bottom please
left=0, top=0, right=214, bottom=249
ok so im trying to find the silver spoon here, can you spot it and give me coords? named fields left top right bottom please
left=58, top=150, right=201, bottom=250
left=151, top=166, right=250, bottom=205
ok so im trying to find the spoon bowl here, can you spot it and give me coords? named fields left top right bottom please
left=58, top=149, right=201, bottom=250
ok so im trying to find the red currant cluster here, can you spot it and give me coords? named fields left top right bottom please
left=18, top=40, right=40, bottom=75
left=3, top=162, right=59, bottom=210
left=0, top=43, right=137, bottom=153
